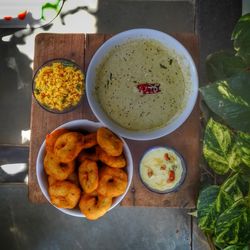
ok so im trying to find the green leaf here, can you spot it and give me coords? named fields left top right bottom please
left=203, top=119, right=250, bottom=173
left=214, top=173, right=249, bottom=223
left=232, top=13, right=250, bottom=64
left=220, top=173, right=250, bottom=201
left=197, top=185, right=220, bottom=233
left=223, top=245, right=250, bottom=250
left=200, top=72, right=250, bottom=133
left=215, top=199, right=250, bottom=247
left=215, top=189, right=235, bottom=217
left=236, top=131, right=250, bottom=168
left=197, top=174, right=250, bottom=246
left=228, top=143, right=242, bottom=171
left=187, top=210, right=197, bottom=217
left=203, top=118, right=234, bottom=174
left=206, top=51, right=247, bottom=82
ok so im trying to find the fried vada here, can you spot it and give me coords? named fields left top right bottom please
left=97, top=166, right=128, bottom=197
left=82, top=132, right=97, bottom=149
left=96, top=146, right=126, bottom=168
left=54, top=132, right=85, bottom=162
left=78, top=159, right=99, bottom=193
left=44, top=152, right=75, bottom=180
left=79, top=191, right=112, bottom=220
left=97, top=127, right=123, bottom=156
left=49, top=180, right=81, bottom=209
left=46, top=128, right=69, bottom=153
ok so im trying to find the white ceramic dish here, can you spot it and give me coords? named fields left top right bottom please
left=32, top=58, right=85, bottom=114
left=36, top=119, right=133, bottom=217
left=86, top=28, right=198, bottom=140
left=139, top=146, right=187, bottom=194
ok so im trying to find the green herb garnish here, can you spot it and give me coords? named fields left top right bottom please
left=160, top=63, right=167, bottom=69
left=34, top=88, right=40, bottom=95
left=76, top=83, right=82, bottom=91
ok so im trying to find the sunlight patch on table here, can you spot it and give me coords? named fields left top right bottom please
left=21, top=129, right=30, bottom=144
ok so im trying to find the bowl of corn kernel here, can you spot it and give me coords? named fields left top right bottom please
left=32, top=58, right=85, bottom=113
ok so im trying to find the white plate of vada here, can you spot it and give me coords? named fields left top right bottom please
left=36, top=119, right=133, bottom=219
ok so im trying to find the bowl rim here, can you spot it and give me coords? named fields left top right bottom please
left=36, top=119, right=134, bottom=217
left=86, top=28, right=198, bottom=140
left=138, top=145, right=187, bottom=194
left=32, top=58, right=85, bottom=114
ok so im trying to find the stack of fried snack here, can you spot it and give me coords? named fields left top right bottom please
left=44, top=127, right=128, bottom=220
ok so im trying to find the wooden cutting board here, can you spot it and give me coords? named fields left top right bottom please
left=29, top=33, right=200, bottom=208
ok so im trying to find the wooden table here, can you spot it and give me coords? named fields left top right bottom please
left=29, top=33, right=200, bottom=208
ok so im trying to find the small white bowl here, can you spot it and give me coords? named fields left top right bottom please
left=36, top=119, right=133, bottom=217
left=86, top=28, right=198, bottom=140
left=139, top=146, right=187, bottom=194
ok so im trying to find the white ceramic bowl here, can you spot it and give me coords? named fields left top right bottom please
left=36, top=119, right=133, bottom=217
left=86, top=28, right=198, bottom=140
left=139, top=146, right=187, bottom=194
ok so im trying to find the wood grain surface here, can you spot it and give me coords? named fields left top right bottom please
left=29, top=33, right=200, bottom=208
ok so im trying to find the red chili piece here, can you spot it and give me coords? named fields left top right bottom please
left=147, top=168, right=153, bottom=178
left=18, top=11, right=27, bottom=20
left=164, top=153, right=170, bottom=161
left=137, top=83, right=161, bottom=94
left=160, top=164, right=166, bottom=170
left=4, top=16, right=12, bottom=21
left=167, top=170, right=175, bottom=183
